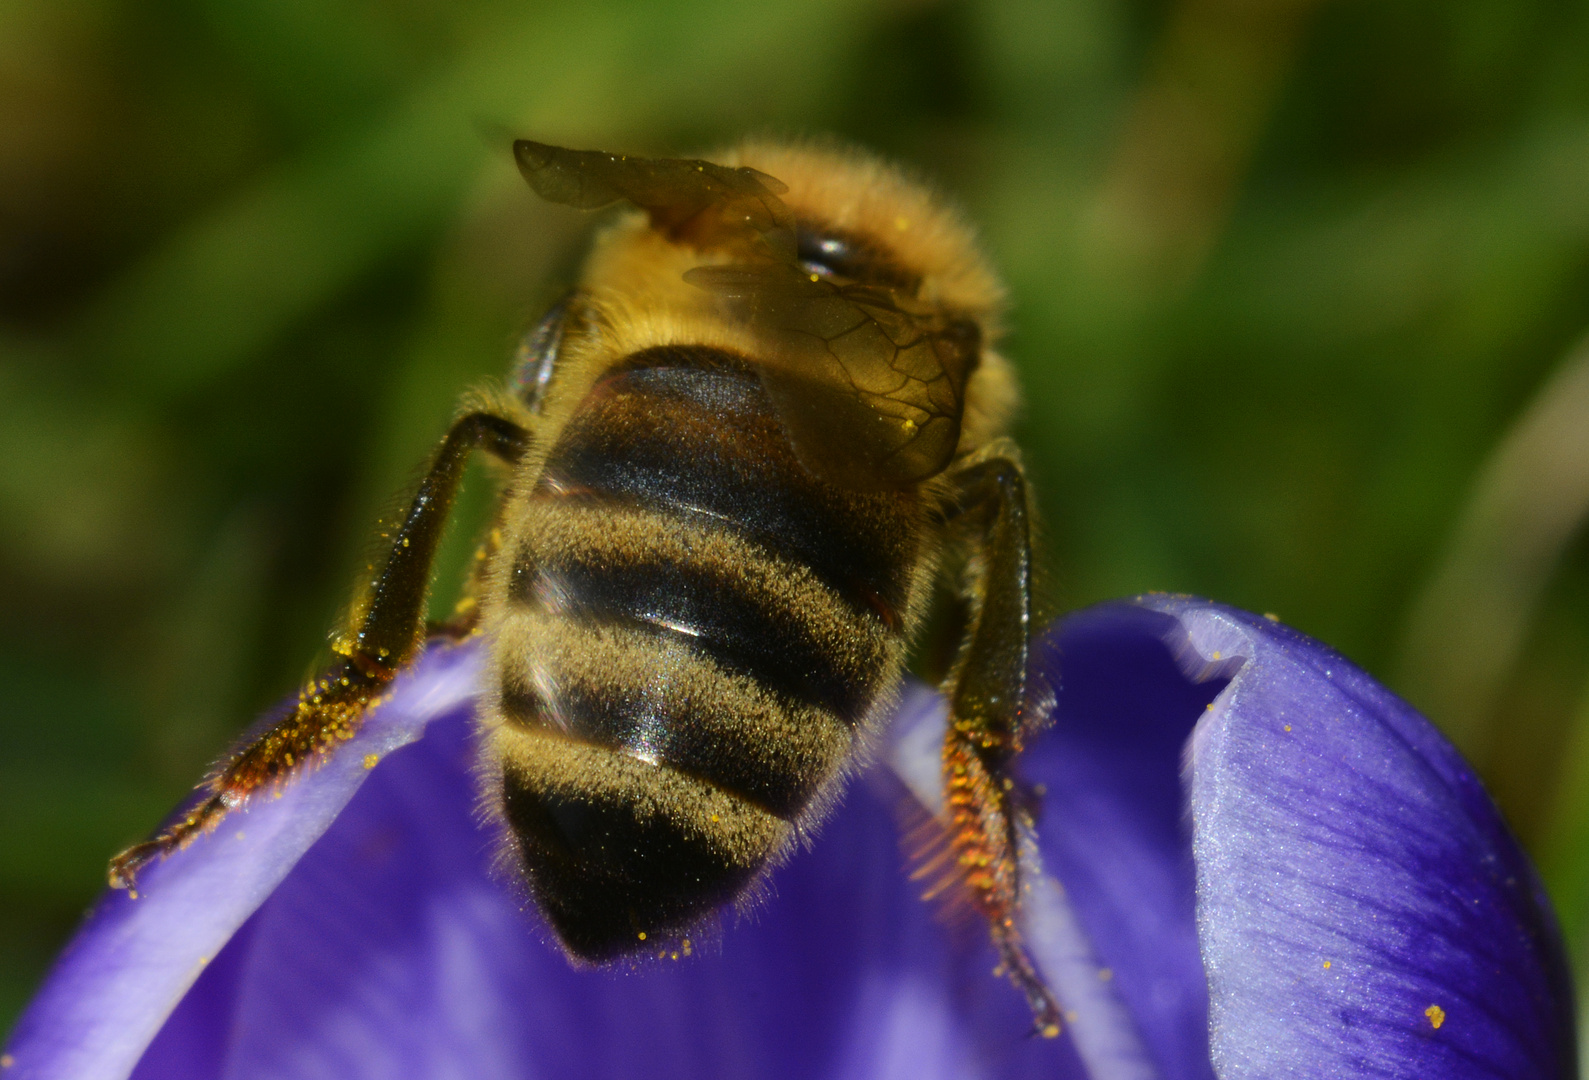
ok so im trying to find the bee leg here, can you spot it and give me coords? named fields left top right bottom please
left=420, top=293, right=576, bottom=641
left=109, top=411, right=529, bottom=892
left=937, top=455, right=1062, bottom=1038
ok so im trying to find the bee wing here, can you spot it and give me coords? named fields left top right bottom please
left=513, top=140, right=795, bottom=258
left=685, top=261, right=980, bottom=489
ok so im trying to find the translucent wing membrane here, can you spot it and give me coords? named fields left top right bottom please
left=685, top=261, right=978, bottom=488
left=515, top=141, right=979, bottom=489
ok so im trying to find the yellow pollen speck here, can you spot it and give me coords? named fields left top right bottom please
left=710, top=814, right=719, bottom=823
left=670, top=951, right=679, bottom=961
left=1323, top=959, right=1331, bottom=969
left=682, top=938, right=693, bottom=956
left=637, top=931, right=647, bottom=941
left=235, top=831, right=245, bottom=841
left=809, top=273, right=820, bottom=282
left=1284, top=725, right=1292, bottom=732
left=402, top=537, right=409, bottom=547
left=128, top=889, right=138, bottom=900
left=1426, top=1004, right=1445, bottom=1029
left=1098, top=967, right=1113, bottom=982
left=1039, top=1023, right=1060, bottom=1039
left=1211, top=651, right=1222, bottom=660
left=902, top=418, right=916, bottom=432
left=894, top=216, right=910, bottom=231
left=363, top=754, right=379, bottom=770
left=1264, top=612, right=1280, bottom=621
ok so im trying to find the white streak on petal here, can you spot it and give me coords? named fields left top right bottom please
left=831, top=974, right=984, bottom=1080
left=1021, top=844, right=1162, bottom=1080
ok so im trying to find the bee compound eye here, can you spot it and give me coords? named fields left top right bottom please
left=796, top=231, right=854, bottom=278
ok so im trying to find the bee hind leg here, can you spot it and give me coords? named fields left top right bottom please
left=107, top=411, right=529, bottom=891
left=937, top=454, right=1062, bottom=1038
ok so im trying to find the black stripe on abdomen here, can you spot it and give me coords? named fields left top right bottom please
left=499, top=668, right=836, bottom=818
left=510, top=550, right=873, bottom=724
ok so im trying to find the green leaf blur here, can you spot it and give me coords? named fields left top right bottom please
left=2, top=0, right=1588, bottom=1035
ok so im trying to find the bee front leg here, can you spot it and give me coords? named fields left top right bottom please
left=937, top=454, right=1061, bottom=1037
left=109, top=411, right=529, bottom=891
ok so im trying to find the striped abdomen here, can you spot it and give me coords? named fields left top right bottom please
left=486, top=346, right=924, bottom=959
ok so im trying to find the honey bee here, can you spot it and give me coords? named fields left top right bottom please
left=109, top=138, right=1059, bottom=1034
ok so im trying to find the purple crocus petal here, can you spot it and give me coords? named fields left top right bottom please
left=8, top=595, right=1572, bottom=1080
left=123, top=684, right=1089, bottom=1080
left=1145, top=595, right=1576, bottom=1078
left=2, top=644, right=483, bottom=1080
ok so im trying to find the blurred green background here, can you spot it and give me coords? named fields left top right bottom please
left=3, top=0, right=1589, bottom=1038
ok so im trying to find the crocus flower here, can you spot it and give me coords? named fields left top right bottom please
left=2, top=595, right=1574, bottom=1079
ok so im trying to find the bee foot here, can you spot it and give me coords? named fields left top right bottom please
left=107, top=791, right=229, bottom=891
left=995, top=932, right=1062, bottom=1039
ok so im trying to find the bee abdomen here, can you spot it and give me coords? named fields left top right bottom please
left=487, top=350, right=923, bottom=956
